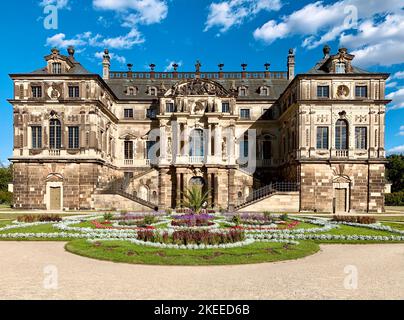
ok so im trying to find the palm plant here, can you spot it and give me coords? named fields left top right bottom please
left=180, top=186, right=211, bottom=214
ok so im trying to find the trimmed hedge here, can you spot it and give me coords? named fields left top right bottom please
left=385, top=192, right=404, bottom=206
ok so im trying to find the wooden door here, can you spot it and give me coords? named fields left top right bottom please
left=335, top=188, right=347, bottom=212
left=50, top=187, right=61, bottom=210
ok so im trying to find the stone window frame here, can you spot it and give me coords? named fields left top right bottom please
left=238, top=86, right=248, bottom=97
left=316, top=126, right=329, bottom=150
left=148, top=86, right=158, bottom=96
left=355, top=85, right=368, bottom=98
left=317, top=85, right=330, bottom=98
left=124, top=108, right=134, bottom=119
left=355, top=126, right=368, bottom=150
left=68, top=126, right=80, bottom=149
left=239, top=108, right=251, bottom=120
left=30, top=83, right=44, bottom=99
left=30, top=125, right=43, bottom=149
left=52, top=62, right=62, bottom=74
left=126, top=86, right=138, bottom=96
left=259, top=86, right=270, bottom=96
left=335, top=119, right=349, bottom=150
left=49, top=118, right=62, bottom=150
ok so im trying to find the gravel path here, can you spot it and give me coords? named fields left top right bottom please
left=0, top=242, right=403, bottom=300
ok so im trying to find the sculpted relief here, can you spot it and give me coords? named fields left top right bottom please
left=170, top=79, right=230, bottom=97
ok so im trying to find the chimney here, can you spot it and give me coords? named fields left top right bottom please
left=102, top=49, right=111, bottom=80
left=287, top=48, right=295, bottom=80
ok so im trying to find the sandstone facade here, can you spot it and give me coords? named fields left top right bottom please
left=8, top=46, right=390, bottom=212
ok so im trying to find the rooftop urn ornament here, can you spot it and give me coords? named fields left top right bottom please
left=67, top=46, right=75, bottom=57
left=241, top=63, right=248, bottom=71
left=172, top=63, right=179, bottom=71
left=195, top=60, right=202, bottom=72
left=323, top=45, right=331, bottom=58
left=51, top=48, right=60, bottom=55
left=264, top=63, right=271, bottom=71
left=127, top=63, right=133, bottom=71
left=218, top=63, right=224, bottom=71
left=149, top=63, right=156, bottom=72
left=103, top=48, right=110, bottom=59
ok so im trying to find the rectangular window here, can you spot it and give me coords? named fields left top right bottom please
left=335, top=62, right=346, bottom=74
left=240, top=109, right=250, bottom=119
left=31, top=86, right=42, bottom=98
left=68, top=86, right=80, bottom=98
left=124, top=141, right=134, bottom=159
left=355, top=127, right=367, bottom=149
left=316, top=127, right=329, bottom=149
left=166, top=103, right=175, bottom=113
left=317, top=85, right=330, bottom=98
left=222, top=102, right=230, bottom=113
left=355, top=86, right=368, bottom=98
left=146, top=141, right=156, bottom=159
left=240, top=139, right=249, bottom=158
left=146, top=108, right=157, bottom=119
left=31, top=126, right=42, bottom=149
left=52, top=63, right=62, bottom=74
left=68, top=126, right=80, bottom=149
left=262, top=108, right=273, bottom=120
left=124, top=109, right=134, bottom=119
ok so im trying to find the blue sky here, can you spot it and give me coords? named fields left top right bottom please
left=0, top=0, right=403, bottom=163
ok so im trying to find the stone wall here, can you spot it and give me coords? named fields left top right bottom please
left=92, top=194, right=154, bottom=212
left=237, top=192, right=299, bottom=213
left=300, top=162, right=385, bottom=213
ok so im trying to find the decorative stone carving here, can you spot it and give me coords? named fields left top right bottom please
left=169, top=79, right=230, bottom=97
left=336, top=85, right=350, bottom=98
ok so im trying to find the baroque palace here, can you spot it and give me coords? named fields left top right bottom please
left=8, top=45, right=390, bottom=213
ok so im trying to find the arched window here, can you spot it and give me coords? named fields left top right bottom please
left=49, top=119, right=61, bottom=149
left=149, top=87, right=157, bottom=96
left=189, top=129, right=204, bottom=157
left=335, top=119, right=348, bottom=150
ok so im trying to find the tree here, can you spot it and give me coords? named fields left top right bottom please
left=0, top=164, right=12, bottom=191
left=180, top=186, right=211, bottom=214
left=386, top=155, right=404, bottom=192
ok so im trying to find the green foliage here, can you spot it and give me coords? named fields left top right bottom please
left=17, top=214, right=62, bottom=223
left=332, top=215, right=376, bottom=224
left=165, top=208, right=173, bottom=215
left=103, top=213, right=114, bottom=221
left=143, top=215, right=156, bottom=225
left=0, top=165, right=12, bottom=192
left=386, top=155, right=404, bottom=192
left=232, top=214, right=241, bottom=226
left=0, top=190, right=12, bottom=205
left=280, top=214, right=289, bottom=221
left=180, top=186, right=211, bottom=214
left=385, top=192, right=404, bottom=206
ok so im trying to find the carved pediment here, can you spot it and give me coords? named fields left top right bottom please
left=166, top=79, right=231, bottom=97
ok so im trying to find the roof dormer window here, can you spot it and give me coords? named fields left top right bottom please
left=239, top=87, right=248, bottom=97
left=335, top=62, right=346, bottom=74
left=260, top=86, right=270, bottom=96
left=149, top=87, right=157, bottom=96
left=52, top=62, right=62, bottom=74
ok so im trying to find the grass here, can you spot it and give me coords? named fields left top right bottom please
left=319, top=224, right=395, bottom=237
left=65, top=240, right=320, bottom=266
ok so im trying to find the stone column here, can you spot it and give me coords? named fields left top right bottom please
left=214, top=124, right=222, bottom=160
left=227, top=168, right=236, bottom=211
left=176, top=172, right=181, bottom=208
left=160, top=124, right=167, bottom=163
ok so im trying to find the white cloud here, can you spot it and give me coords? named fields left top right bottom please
left=95, top=51, right=127, bottom=64
left=388, top=145, right=404, bottom=154
left=386, top=81, right=398, bottom=89
left=164, top=60, right=183, bottom=72
left=39, top=0, right=70, bottom=9
left=253, top=0, right=403, bottom=49
left=90, top=29, right=145, bottom=49
left=392, top=71, right=404, bottom=79
left=398, top=126, right=404, bottom=136
left=387, top=88, right=404, bottom=111
left=46, top=32, right=89, bottom=48
left=205, top=0, right=282, bottom=33
left=93, top=0, right=168, bottom=25
left=46, top=29, right=144, bottom=50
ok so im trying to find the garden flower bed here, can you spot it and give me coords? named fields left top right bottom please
left=2, top=211, right=404, bottom=265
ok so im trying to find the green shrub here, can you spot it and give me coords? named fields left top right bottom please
left=165, top=208, right=172, bottom=215
left=280, top=214, right=289, bottom=221
left=17, top=214, right=61, bottom=223
left=385, top=192, right=404, bottom=206
left=232, top=214, right=241, bottom=226
left=103, top=212, right=114, bottom=221
left=332, top=215, right=376, bottom=224
left=143, top=215, right=156, bottom=225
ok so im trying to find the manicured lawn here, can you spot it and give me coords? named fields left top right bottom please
left=382, top=222, right=404, bottom=231
left=319, top=224, right=395, bottom=237
left=65, top=240, right=320, bottom=266
left=0, top=220, right=13, bottom=228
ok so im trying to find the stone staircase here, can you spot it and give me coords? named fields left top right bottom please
left=99, top=187, right=157, bottom=210
left=234, top=182, right=300, bottom=211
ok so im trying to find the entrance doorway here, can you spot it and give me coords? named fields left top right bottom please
left=335, top=188, right=347, bottom=212
left=49, top=187, right=61, bottom=210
